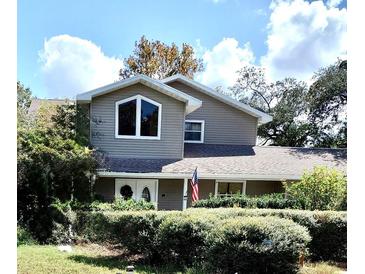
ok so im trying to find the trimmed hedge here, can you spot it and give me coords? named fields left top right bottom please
left=74, top=211, right=310, bottom=272
left=186, top=208, right=347, bottom=262
left=74, top=208, right=346, bottom=270
left=206, top=216, right=310, bottom=274
left=192, top=193, right=301, bottom=209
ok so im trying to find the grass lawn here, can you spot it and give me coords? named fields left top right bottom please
left=17, top=244, right=196, bottom=274
left=18, top=244, right=346, bottom=274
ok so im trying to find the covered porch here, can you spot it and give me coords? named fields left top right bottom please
left=94, top=175, right=286, bottom=210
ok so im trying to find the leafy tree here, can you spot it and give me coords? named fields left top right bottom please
left=120, top=36, right=204, bottom=80
left=230, top=66, right=310, bottom=146
left=52, top=103, right=90, bottom=146
left=307, top=60, right=347, bottom=148
left=17, top=86, right=97, bottom=242
left=17, top=81, right=32, bottom=125
left=284, top=166, right=347, bottom=211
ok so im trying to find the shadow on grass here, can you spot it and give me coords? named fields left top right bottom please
left=69, top=254, right=187, bottom=273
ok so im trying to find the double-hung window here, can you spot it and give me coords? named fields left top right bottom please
left=115, top=95, right=161, bottom=139
left=184, top=120, right=205, bottom=143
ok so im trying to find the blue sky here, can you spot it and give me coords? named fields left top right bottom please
left=18, top=0, right=347, bottom=98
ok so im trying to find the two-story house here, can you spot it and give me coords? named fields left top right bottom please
left=76, top=74, right=346, bottom=210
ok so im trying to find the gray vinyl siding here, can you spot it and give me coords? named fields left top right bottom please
left=158, top=179, right=183, bottom=210
left=168, top=81, right=258, bottom=145
left=90, top=83, right=185, bottom=159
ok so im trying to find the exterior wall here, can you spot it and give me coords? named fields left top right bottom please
left=245, top=180, right=284, bottom=196
left=158, top=179, right=184, bottom=210
left=167, top=81, right=258, bottom=145
left=187, top=179, right=215, bottom=207
left=94, top=177, right=115, bottom=201
left=90, top=83, right=185, bottom=159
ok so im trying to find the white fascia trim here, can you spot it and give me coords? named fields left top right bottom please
left=97, top=171, right=300, bottom=181
left=161, top=74, right=272, bottom=124
left=115, top=94, right=162, bottom=140
left=76, top=75, right=202, bottom=115
left=184, top=119, right=205, bottom=144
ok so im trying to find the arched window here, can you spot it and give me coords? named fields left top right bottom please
left=141, top=187, right=151, bottom=202
left=115, top=95, right=161, bottom=139
left=120, top=185, right=133, bottom=200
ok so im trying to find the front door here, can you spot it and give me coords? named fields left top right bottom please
left=115, top=179, right=158, bottom=206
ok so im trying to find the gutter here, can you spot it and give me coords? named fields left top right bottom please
left=97, top=171, right=300, bottom=181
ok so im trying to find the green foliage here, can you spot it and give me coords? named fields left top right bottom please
left=192, top=193, right=301, bottom=209
left=285, top=166, right=347, bottom=211
left=186, top=208, right=347, bottom=262
left=307, top=60, right=347, bottom=148
left=74, top=208, right=346, bottom=268
left=228, top=60, right=347, bottom=147
left=74, top=211, right=164, bottom=262
left=17, top=226, right=37, bottom=246
left=17, top=86, right=97, bottom=243
left=17, top=81, right=33, bottom=126
left=205, top=216, right=310, bottom=274
left=90, top=198, right=155, bottom=211
left=158, top=214, right=215, bottom=266
left=52, top=103, right=90, bottom=146
left=120, top=35, right=204, bottom=80
left=230, top=66, right=310, bottom=146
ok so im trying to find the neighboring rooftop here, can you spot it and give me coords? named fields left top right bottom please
left=99, top=144, right=346, bottom=180
left=28, top=98, right=74, bottom=116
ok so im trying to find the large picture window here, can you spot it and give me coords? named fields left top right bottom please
left=115, top=95, right=161, bottom=139
left=184, top=120, right=204, bottom=143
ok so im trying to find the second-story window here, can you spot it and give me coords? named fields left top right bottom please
left=184, top=120, right=205, bottom=143
left=115, top=95, right=161, bottom=139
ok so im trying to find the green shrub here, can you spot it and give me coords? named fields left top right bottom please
left=73, top=208, right=346, bottom=267
left=285, top=166, right=347, bottom=211
left=205, top=216, right=311, bottom=274
left=90, top=198, right=155, bottom=211
left=17, top=226, right=37, bottom=246
left=74, top=211, right=166, bottom=262
left=158, top=214, right=216, bottom=266
left=186, top=208, right=347, bottom=262
left=193, top=193, right=300, bottom=209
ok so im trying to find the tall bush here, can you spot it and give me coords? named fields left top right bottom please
left=206, top=216, right=311, bottom=274
left=284, top=166, right=346, bottom=211
left=17, top=97, right=97, bottom=243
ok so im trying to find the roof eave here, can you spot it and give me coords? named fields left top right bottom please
left=162, top=74, right=273, bottom=124
left=97, top=170, right=300, bottom=181
left=76, top=75, right=202, bottom=114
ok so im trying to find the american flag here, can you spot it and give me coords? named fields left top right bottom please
left=190, top=167, right=199, bottom=202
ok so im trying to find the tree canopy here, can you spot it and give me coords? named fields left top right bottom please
left=228, top=60, right=347, bottom=148
left=119, top=36, right=204, bottom=80
left=17, top=83, right=97, bottom=242
left=307, top=60, right=347, bottom=148
left=230, top=66, right=310, bottom=146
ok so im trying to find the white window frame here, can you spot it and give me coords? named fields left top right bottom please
left=214, top=179, right=246, bottom=197
left=115, top=94, right=162, bottom=140
left=184, top=119, right=205, bottom=143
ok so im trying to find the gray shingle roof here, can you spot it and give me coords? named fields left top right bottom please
left=99, top=144, right=346, bottom=180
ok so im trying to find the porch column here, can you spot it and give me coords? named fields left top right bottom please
left=214, top=180, right=218, bottom=197
left=182, top=178, right=188, bottom=210
left=242, top=180, right=247, bottom=195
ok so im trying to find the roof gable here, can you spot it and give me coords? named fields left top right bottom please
left=161, top=74, right=272, bottom=124
left=76, top=75, right=202, bottom=114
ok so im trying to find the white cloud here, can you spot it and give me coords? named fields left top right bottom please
left=39, top=34, right=123, bottom=98
left=261, top=0, right=346, bottom=81
left=327, top=0, right=343, bottom=8
left=196, top=38, right=255, bottom=89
